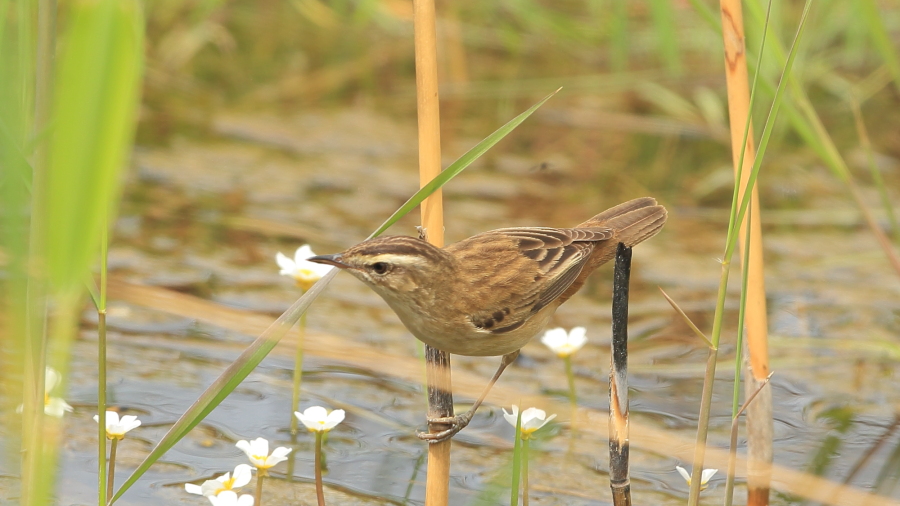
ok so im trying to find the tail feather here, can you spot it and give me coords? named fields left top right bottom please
left=558, top=197, right=667, bottom=304
left=579, top=197, right=667, bottom=247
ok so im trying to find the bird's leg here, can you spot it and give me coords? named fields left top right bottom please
left=417, top=350, right=519, bottom=443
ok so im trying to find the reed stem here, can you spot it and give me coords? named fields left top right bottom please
left=412, top=0, right=451, bottom=504
left=609, top=244, right=632, bottom=506
left=718, top=0, right=774, bottom=503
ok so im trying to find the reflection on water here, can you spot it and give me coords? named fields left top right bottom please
left=47, top=108, right=900, bottom=504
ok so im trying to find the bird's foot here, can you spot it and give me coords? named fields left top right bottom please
left=416, top=411, right=474, bottom=444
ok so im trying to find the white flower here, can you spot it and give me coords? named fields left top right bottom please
left=276, top=245, right=333, bottom=290
left=294, top=406, right=345, bottom=433
left=185, top=464, right=253, bottom=497
left=235, top=437, right=292, bottom=470
left=675, top=466, right=717, bottom=490
left=502, top=405, right=556, bottom=438
left=17, top=368, right=74, bottom=417
left=93, top=411, right=141, bottom=440
left=540, top=327, right=587, bottom=357
left=206, top=490, right=254, bottom=506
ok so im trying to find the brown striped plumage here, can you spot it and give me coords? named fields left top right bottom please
left=311, top=197, right=667, bottom=356
left=309, top=197, right=666, bottom=441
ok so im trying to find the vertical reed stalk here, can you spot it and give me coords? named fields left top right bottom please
left=609, top=244, right=632, bottom=506
left=718, top=1, right=773, bottom=504
left=413, top=0, right=451, bottom=504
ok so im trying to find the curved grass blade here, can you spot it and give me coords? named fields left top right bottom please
left=112, top=88, right=560, bottom=502
left=369, top=87, right=560, bottom=239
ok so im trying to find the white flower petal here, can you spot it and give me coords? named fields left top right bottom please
left=209, top=490, right=253, bottom=506
left=45, top=368, right=61, bottom=392
left=540, top=328, right=567, bottom=348
left=675, top=465, right=691, bottom=483
left=502, top=405, right=520, bottom=428
left=199, top=478, right=227, bottom=497
left=323, top=409, right=345, bottom=430
left=701, top=468, right=718, bottom=484
left=568, top=326, right=588, bottom=349
left=276, top=252, right=295, bottom=274
left=45, top=397, right=73, bottom=418
left=185, top=483, right=204, bottom=495
left=231, top=464, right=253, bottom=488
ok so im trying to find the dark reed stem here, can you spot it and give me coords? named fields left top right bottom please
left=609, top=243, right=632, bottom=506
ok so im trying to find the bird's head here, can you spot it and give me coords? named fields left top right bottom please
left=308, top=235, right=453, bottom=296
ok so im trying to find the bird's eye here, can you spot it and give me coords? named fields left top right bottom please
left=371, top=262, right=390, bottom=274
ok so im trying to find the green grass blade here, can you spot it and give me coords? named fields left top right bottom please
left=648, top=0, right=682, bottom=75
left=112, top=268, right=338, bottom=502
left=726, top=0, right=813, bottom=261
left=859, top=0, right=900, bottom=92
left=43, top=0, right=144, bottom=290
left=369, top=88, right=559, bottom=239
left=510, top=409, right=523, bottom=506
left=113, top=88, right=559, bottom=502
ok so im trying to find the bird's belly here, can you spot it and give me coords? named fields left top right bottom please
left=396, top=305, right=553, bottom=357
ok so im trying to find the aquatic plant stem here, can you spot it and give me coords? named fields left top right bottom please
left=290, top=311, right=307, bottom=436
left=107, top=438, right=118, bottom=502
left=315, top=432, right=326, bottom=506
left=522, top=439, right=530, bottom=506
left=256, top=471, right=265, bottom=506
left=510, top=409, right=523, bottom=506
left=563, top=356, right=577, bottom=406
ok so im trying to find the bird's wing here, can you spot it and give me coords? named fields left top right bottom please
left=452, top=227, right=613, bottom=334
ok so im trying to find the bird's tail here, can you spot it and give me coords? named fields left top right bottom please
left=579, top=197, right=667, bottom=248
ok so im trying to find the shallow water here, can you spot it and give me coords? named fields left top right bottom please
left=22, top=107, right=900, bottom=505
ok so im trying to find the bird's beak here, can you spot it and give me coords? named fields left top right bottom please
left=308, top=253, right=351, bottom=269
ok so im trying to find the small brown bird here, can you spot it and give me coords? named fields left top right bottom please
left=309, top=197, right=666, bottom=441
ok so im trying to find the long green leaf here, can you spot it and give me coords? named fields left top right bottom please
left=113, top=88, right=559, bottom=502
left=43, top=0, right=144, bottom=290
left=369, top=88, right=560, bottom=239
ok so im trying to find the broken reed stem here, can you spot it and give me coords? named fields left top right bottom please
left=424, top=346, right=453, bottom=505
left=718, top=0, right=773, bottom=504
left=726, top=373, right=773, bottom=506
left=412, top=0, right=450, bottom=504
left=609, top=244, right=632, bottom=506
